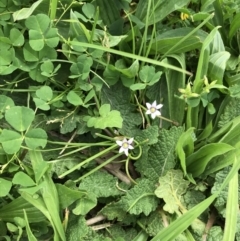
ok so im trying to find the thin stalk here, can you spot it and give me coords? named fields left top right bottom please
left=74, top=153, right=122, bottom=182
left=58, top=144, right=118, bottom=178
left=49, top=0, right=58, bottom=21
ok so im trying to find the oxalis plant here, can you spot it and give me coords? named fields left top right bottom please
left=1, top=0, right=240, bottom=240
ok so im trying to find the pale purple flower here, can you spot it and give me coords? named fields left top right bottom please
left=146, top=101, right=163, bottom=119
left=116, top=138, right=134, bottom=156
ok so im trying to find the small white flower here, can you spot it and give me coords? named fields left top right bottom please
left=116, top=138, right=134, bottom=156
left=146, top=100, right=163, bottom=119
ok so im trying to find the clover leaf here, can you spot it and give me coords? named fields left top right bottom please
left=87, top=104, right=123, bottom=129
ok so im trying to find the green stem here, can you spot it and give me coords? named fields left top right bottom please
left=95, top=133, right=116, bottom=141
left=49, top=0, right=58, bottom=21
left=58, top=144, right=118, bottom=178
left=125, top=157, right=137, bottom=185
left=74, top=153, right=122, bottom=182
left=47, top=140, right=112, bottom=146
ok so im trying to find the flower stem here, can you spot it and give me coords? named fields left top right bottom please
left=58, top=144, right=118, bottom=178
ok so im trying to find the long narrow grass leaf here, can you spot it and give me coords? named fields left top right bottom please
left=222, top=164, right=238, bottom=241
left=69, top=41, right=192, bottom=75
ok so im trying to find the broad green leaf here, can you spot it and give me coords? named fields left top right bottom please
left=23, top=42, right=39, bottom=62
left=33, top=98, right=50, bottom=110
left=9, top=28, right=24, bottom=46
left=211, top=166, right=235, bottom=209
left=0, top=65, right=18, bottom=75
left=36, top=86, right=53, bottom=101
left=201, top=0, right=215, bottom=12
left=82, top=3, right=95, bottom=19
left=73, top=193, right=97, bottom=215
left=218, top=116, right=240, bottom=145
left=70, top=55, right=93, bottom=80
left=175, top=127, right=195, bottom=176
left=135, top=127, right=184, bottom=182
left=27, top=151, right=66, bottom=241
left=208, top=51, right=230, bottom=84
left=99, top=104, right=111, bottom=116
left=114, top=59, right=139, bottom=78
left=28, top=150, right=49, bottom=184
left=0, top=197, right=45, bottom=223
left=95, top=0, right=121, bottom=28
left=0, top=95, right=14, bottom=116
left=79, top=171, right=122, bottom=198
left=5, top=106, right=35, bottom=131
left=150, top=28, right=207, bottom=54
left=193, top=26, right=220, bottom=93
left=0, top=48, right=15, bottom=65
left=25, top=14, right=50, bottom=32
left=87, top=109, right=123, bottom=129
left=20, top=192, right=62, bottom=240
left=67, top=91, right=83, bottom=106
left=25, top=128, right=48, bottom=149
left=101, top=82, right=142, bottom=136
left=56, top=184, right=86, bottom=209
left=121, top=179, right=158, bottom=215
left=69, top=10, right=90, bottom=41
left=229, top=12, right=240, bottom=41
left=135, top=125, right=159, bottom=145
left=0, top=178, right=12, bottom=197
left=163, top=54, right=186, bottom=126
left=13, top=0, right=43, bottom=21
left=12, top=172, right=36, bottom=187
left=139, top=65, right=161, bottom=84
left=205, top=146, right=240, bottom=176
left=26, top=14, right=59, bottom=51
left=155, top=170, right=189, bottom=214
left=84, top=89, right=95, bottom=104
left=135, top=0, right=189, bottom=25
left=186, top=143, right=234, bottom=177
left=28, top=30, right=44, bottom=51
left=130, top=83, right=146, bottom=91
left=44, top=28, right=59, bottom=48
left=0, top=130, right=22, bottom=154
left=209, top=31, right=225, bottom=54
left=40, top=61, right=54, bottom=77
left=6, top=223, right=18, bottom=232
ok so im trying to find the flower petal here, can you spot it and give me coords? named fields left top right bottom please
left=123, top=148, right=129, bottom=156
left=151, top=112, right=157, bottom=119
left=116, top=140, right=123, bottom=146
left=146, top=103, right=152, bottom=109
left=119, top=146, right=125, bottom=153
left=152, top=100, right=157, bottom=107
left=128, top=145, right=134, bottom=150
left=128, top=138, right=134, bottom=144
left=146, top=110, right=151, bottom=115
left=156, top=104, right=163, bottom=109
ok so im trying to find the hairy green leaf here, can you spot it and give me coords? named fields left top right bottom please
left=135, top=127, right=184, bottom=182
left=155, top=170, right=189, bottom=214
left=120, top=179, right=158, bottom=216
left=79, top=171, right=123, bottom=198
